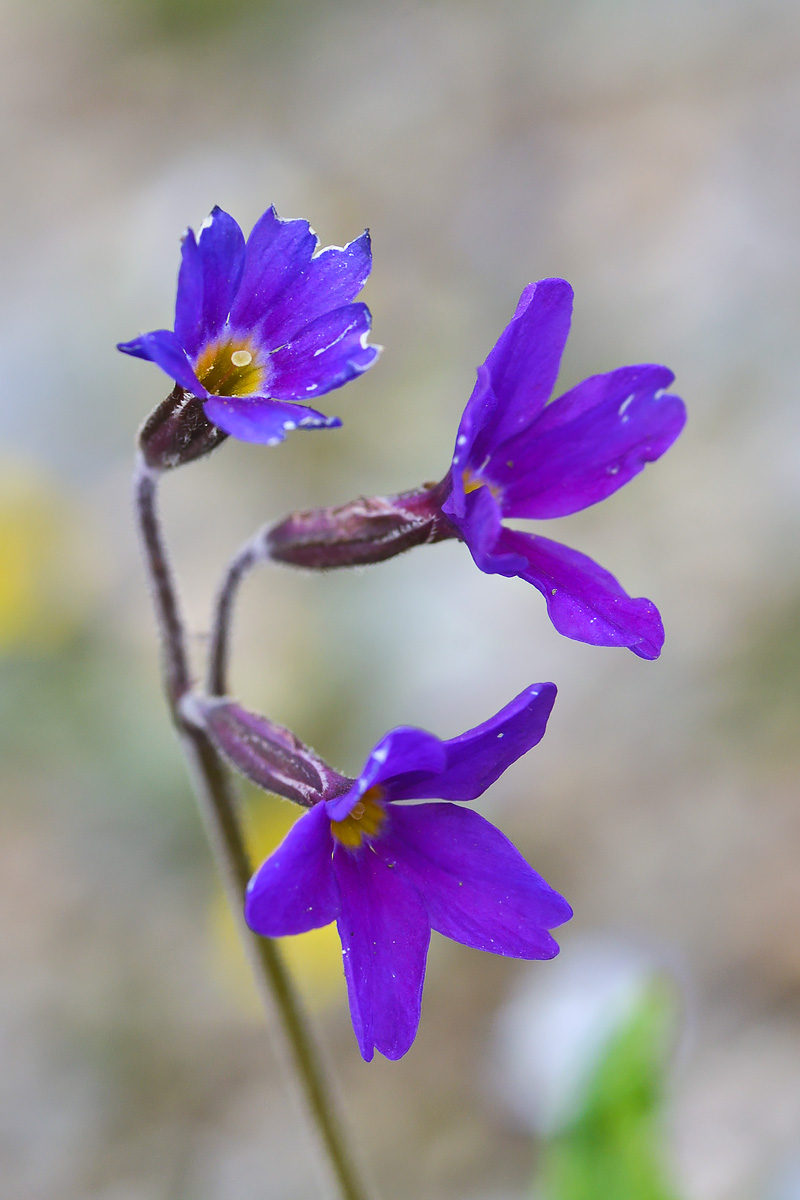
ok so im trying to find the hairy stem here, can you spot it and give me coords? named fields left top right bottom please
left=208, top=480, right=456, bottom=697
left=133, top=457, right=371, bottom=1200
left=208, top=534, right=262, bottom=696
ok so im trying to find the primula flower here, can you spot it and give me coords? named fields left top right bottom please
left=118, top=205, right=379, bottom=446
left=265, top=279, right=686, bottom=656
left=244, top=683, right=571, bottom=1062
left=441, top=279, right=686, bottom=658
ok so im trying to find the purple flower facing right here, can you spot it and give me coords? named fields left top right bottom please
left=441, top=279, right=687, bottom=658
left=244, top=684, right=571, bottom=1062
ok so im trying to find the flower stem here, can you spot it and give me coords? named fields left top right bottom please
left=208, top=533, right=262, bottom=696
left=133, top=457, right=371, bottom=1200
left=208, top=480, right=457, bottom=697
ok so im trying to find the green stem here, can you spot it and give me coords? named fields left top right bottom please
left=133, top=456, right=371, bottom=1200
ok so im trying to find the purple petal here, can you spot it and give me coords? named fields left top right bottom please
left=116, top=329, right=204, bottom=395
left=377, top=803, right=571, bottom=957
left=455, top=484, right=530, bottom=575
left=173, top=229, right=204, bottom=358
left=229, top=207, right=318, bottom=332
left=245, top=801, right=339, bottom=936
left=196, top=206, right=246, bottom=344
left=488, top=527, right=665, bottom=659
left=475, top=278, right=573, bottom=451
left=444, top=366, right=496, bottom=522
left=202, top=395, right=341, bottom=445
left=268, top=303, right=379, bottom=403
left=258, top=231, right=373, bottom=348
left=491, top=365, right=687, bottom=518
left=326, top=728, right=446, bottom=822
left=328, top=685, right=555, bottom=819
left=388, top=684, right=558, bottom=803
left=334, top=844, right=430, bottom=1061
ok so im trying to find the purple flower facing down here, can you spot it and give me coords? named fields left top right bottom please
left=118, top=205, right=379, bottom=446
left=441, top=279, right=687, bottom=658
left=245, top=684, right=571, bottom=1062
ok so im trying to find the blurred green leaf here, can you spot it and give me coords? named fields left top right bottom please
left=120, top=0, right=292, bottom=45
left=535, top=983, right=681, bottom=1200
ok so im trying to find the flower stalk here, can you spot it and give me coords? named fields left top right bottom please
left=207, top=480, right=457, bottom=699
left=133, top=456, right=372, bottom=1200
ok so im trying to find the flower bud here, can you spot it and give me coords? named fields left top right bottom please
left=266, top=480, right=458, bottom=570
left=181, top=694, right=347, bottom=807
left=138, top=385, right=228, bottom=471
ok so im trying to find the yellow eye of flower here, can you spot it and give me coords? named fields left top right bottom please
left=331, top=787, right=387, bottom=849
left=462, top=468, right=502, bottom=499
left=195, top=339, right=266, bottom=396
left=463, top=469, right=484, bottom=494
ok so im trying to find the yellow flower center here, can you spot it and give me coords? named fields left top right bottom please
left=194, top=338, right=267, bottom=396
left=462, top=467, right=501, bottom=498
left=330, top=786, right=387, bottom=849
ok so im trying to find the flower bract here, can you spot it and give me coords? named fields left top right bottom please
left=245, top=683, right=572, bottom=1061
left=118, top=205, right=379, bottom=446
left=441, top=280, right=686, bottom=658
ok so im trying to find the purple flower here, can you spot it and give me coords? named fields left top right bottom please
left=245, top=684, right=571, bottom=1061
left=118, top=205, right=379, bottom=446
left=441, top=279, right=686, bottom=658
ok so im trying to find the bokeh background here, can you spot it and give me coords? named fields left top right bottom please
left=2, top=1, right=800, bottom=1197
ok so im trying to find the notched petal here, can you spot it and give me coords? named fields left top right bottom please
left=197, top=206, right=247, bottom=343
left=258, top=229, right=373, bottom=347
left=230, top=206, right=318, bottom=331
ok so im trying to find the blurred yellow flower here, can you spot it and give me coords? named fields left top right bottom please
left=209, top=792, right=344, bottom=1016
left=0, top=460, right=95, bottom=653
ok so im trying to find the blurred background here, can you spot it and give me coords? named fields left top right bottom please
left=2, top=0, right=800, bottom=1196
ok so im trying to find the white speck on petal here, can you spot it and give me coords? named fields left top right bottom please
left=618, top=394, right=635, bottom=421
left=313, top=323, right=351, bottom=356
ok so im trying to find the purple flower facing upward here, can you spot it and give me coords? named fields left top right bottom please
left=118, top=205, right=379, bottom=446
left=244, top=683, right=571, bottom=1062
left=441, top=279, right=687, bottom=658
